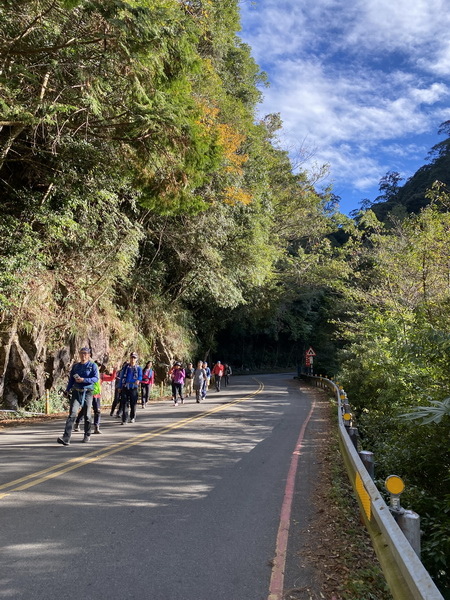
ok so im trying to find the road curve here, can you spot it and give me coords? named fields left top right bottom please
left=0, top=373, right=323, bottom=600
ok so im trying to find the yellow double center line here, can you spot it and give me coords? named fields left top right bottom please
left=0, top=379, right=264, bottom=500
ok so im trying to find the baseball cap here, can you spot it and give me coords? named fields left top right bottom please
left=79, top=347, right=90, bottom=354
left=130, top=352, right=138, bottom=358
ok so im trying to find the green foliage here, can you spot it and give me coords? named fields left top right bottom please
left=1, top=0, right=340, bottom=372
left=336, top=198, right=450, bottom=591
left=402, top=398, right=450, bottom=424
left=26, top=390, right=68, bottom=414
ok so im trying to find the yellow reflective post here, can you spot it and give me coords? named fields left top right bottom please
left=385, top=475, right=405, bottom=511
left=343, top=412, right=352, bottom=428
left=45, top=390, right=50, bottom=415
left=385, top=475, right=405, bottom=495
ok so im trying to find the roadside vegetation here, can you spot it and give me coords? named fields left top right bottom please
left=322, top=426, right=393, bottom=600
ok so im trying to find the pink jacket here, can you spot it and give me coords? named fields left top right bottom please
left=171, top=368, right=185, bottom=384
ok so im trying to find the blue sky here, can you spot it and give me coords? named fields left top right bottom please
left=238, top=0, right=450, bottom=214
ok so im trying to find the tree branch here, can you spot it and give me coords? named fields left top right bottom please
left=2, top=36, right=112, bottom=56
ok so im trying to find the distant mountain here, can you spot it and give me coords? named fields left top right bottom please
left=370, top=123, right=450, bottom=222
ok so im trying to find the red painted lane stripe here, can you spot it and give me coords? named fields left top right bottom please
left=268, top=398, right=317, bottom=600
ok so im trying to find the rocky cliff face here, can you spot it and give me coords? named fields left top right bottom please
left=0, top=324, right=112, bottom=409
left=0, top=316, right=183, bottom=409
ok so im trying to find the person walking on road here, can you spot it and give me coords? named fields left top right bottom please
left=201, top=361, right=211, bottom=401
left=212, top=361, right=224, bottom=391
left=57, top=347, right=99, bottom=445
left=119, top=352, right=142, bottom=424
left=141, top=361, right=154, bottom=408
left=223, top=363, right=232, bottom=387
left=171, top=362, right=185, bottom=406
left=74, top=363, right=116, bottom=434
left=193, top=361, right=207, bottom=403
left=110, top=365, right=123, bottom=418
left=184, top=362, right=194, bottom=398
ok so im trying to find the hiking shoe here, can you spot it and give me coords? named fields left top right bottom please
left=181, top=399, right=184, bottom=405
left=73, top=424, right=80, bottom=432
left=174, top=402, right=178, bottom=406
left=82, top=436, right=90, bottom=443
left=94, top=426, right=101, bottom=434
left=130, top=418, right=135, bottom=423
left=57, top=437, right=70, bottom=446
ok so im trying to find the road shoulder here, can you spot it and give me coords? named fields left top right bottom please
left=283, top=382, right=391, bottom=600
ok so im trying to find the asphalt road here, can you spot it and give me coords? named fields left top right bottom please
left=0, top=374, right=321, bottom=600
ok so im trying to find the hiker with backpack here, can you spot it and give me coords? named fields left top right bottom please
left=212, top=360, right=224, bottom=391
left=57, top=347, right=99, bottom=446
left=201, top=361, right=211, bottom=401
left=141, top=360, right=154, bottom=408
left=184, top=362, right=194, bottom=398
left=193, top=361, right=207, bottom=403
left=170, top=362, right=185, bottom=406
left=110, top=365, right=123, bottom=418
left=74, top=364, right=116, bottom=434
left=223, top=363, right=232, bottom=387
left=119, top=352, right=142, bottom=424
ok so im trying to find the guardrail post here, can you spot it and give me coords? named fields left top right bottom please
left=313, top=374, right=444, bottom=599
left=359, top=450, right=375, bottom=480
left=45, top=389, right=51, bottom=415
left=397, top=510, right=421, bottom=558
left=348, top=426, right=359, bottom=450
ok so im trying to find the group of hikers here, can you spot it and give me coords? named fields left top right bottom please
left=57, top=348, right=232, bottom=446
left=168, top=359, right=232, bottom=406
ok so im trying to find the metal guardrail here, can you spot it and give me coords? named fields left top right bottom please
left=307, top=375, right=444, bottom=600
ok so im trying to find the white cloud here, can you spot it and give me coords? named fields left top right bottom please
left=381, top=143, right=428, bottom=159
left=409, top=83, right=449, bottom=104
left=319, top=146, right=387, bottom=192
left=418, top=42, right=450, bottom=76
left=241, top=0, right=450, bottom=66
left=258, top=59, right=439, bottom=148
left=344, top=0, right=449, bottom=52
left=435, top=107, right=450, bottom=122
left=239, top=0, right=450, bottom=207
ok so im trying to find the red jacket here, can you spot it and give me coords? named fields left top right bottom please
left=212, top=364, right=224, bottom=376
left=101, top=368, right=116, bottom=383
left=142, top=368, right=154, bottom=385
